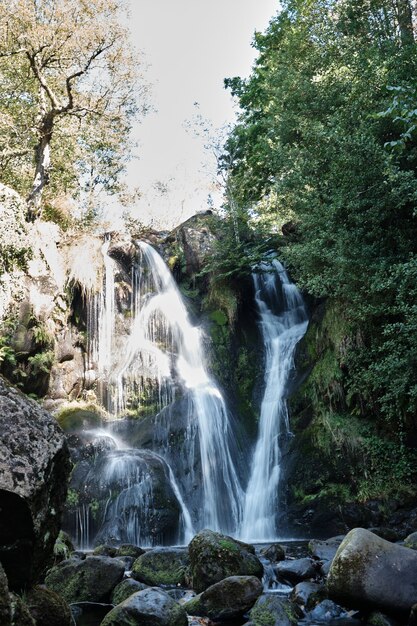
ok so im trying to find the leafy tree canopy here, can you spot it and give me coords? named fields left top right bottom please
left=0, top=0, right=148, bottom=220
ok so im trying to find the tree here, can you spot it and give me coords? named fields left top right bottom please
left=0, top=0, right=146, bottom=219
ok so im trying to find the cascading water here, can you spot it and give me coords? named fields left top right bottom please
left=78, top=239, right=244, bottom=545
left=240, top=259, right=308, bottom=542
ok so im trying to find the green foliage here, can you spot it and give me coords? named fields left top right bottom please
left=223, top=0, right=417, bottom=435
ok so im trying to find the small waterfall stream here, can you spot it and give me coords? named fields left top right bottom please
left=240, top=259, right=308, bottom=541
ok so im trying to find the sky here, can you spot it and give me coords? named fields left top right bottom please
left=120, top=0, right=279, bottom=229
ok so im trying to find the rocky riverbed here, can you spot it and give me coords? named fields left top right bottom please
left=3, top=524, right=417, bottom=625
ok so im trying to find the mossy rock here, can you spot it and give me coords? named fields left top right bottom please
left=188, top=529, right=263, bottom=593
left=250, top=594, right=302, bottom=626
left=404, top=531, right=417, bottom=549
left=26, top=586, right=72, bottom=626
left=101, top=587, right=188, bottom=626
left=93, top=545, right=117, bottom=557
left=56, top=407, right=102, bottom=432
left=53, top=530, right=75, bottom=563
left=116, top=544, right=145, bottom=558
left=45, top=556, right=124, bottom=603
left=184, top=575, right=262, bottom=621
left=111, top=578, right=148, bottom=605
left=131, top=548, right=189, bottom=587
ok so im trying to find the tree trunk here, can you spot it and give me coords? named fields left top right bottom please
left=396, top=0, right=414, bottom=47
left=26, top=111, right=54, bottom=221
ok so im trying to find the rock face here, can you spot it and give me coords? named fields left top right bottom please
left=185, top=575, right=263, bottom=621
left=131, top=548, right=189, bottom=586
left=44, top=556, right=125, bottom=603
left=188, top=529, right=264, bottom=593
left=101, top=587, right=188, bottom=626
left=328, top=527, right=417, bottom=614
left=0, top=377, right=70, bottom=589
left=63, top=447, right=181, bottom=547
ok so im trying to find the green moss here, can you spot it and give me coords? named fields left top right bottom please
left=250, top=604, right=276, bottom=626
left=56, top=406, right=102, bottom=432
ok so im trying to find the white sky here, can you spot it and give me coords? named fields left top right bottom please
left=121, top=0, right=279, bottom=229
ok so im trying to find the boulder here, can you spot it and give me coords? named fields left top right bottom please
left=93, top=544, right=118, bottom=557
left=44, top=555, right=124, bottom=603
left=308, top=599, right=347, bottom=621
left=131, top=548, right=189, bottom=587
left=188, top=529, right=263, bottom=593
left=368, top=611, right=400, bottom=626
left=260, top=543, right=286, bottom=562
left=116, top=544, right=145, bottom=558
left=100, top=587, right=188, bottom=626
left=404, top=532, right=417, bottom=550
left=63, top=448, right=181, bottom=547
left=250, top=594, right=302, bottom=626
left=184, top=575, right=262, bottom=621
left=290, top=581, right=322, bottom=608
left=0, top=377, right=71, bottom=589
left=25, top=586, right=72, bottom=626
left=276, top=557, right=317, bottom=585
left=328, top=528, right=417, bottom=614
left=308, top=536, right=344, bottom=562
left=111, top=578, right=148, bottom=605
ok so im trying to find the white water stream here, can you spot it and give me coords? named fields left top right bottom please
left=240, top=259, right=308, bottom=541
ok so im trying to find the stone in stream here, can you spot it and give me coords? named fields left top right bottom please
left=260, top=543, right=286, bottom=562
left=100, top=587, right=188, bottom=626
left=44, top=555, right=124, bottom=603
left=275, top=557, right=318, bottom=585
left=116, top=544, right=145, bottom=558
left=188, top=529, right=263, bottom=593
left=327, top=527, right=417, bottom=615
left=0, top=377, right=71, bottom=589
left=308, top=535, right=345, bottom=562
left=111, top=578, right=148, bottom=605
left=290, top=581, right=323, bottom=608
left=184, top=575, right=263, bottom=621
left=131, top=547, right=189, bottom=587
left=250, top=594, right=303, bottom=626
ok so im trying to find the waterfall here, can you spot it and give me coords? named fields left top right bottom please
left=240, top=259, right=308, bottom=542
left=84, top=239, right=244, bottom=541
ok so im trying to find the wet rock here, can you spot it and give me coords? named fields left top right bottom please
left=328, top=528, right=417, bottom=614
left=93, top=544, right=118, bottom=557
left=101, top=586, right=188, bottom=626
left=132, top=547, right=189, bottom=586
left=188, top=529, right=263, bottom=593
left=0, top=377, right=70, bottom=589
left=111, top=578, right=148, bottom=605
left=184, top=575, right=262, bottom=621
left=308, top=599, right=347, bottom=621
left=276, top=557, right=317, bottom=585
left=308, top=536, right=344, bottom=562
left=0, top=563, right=11, bottom=626
left=290, top=581, right=322, bottom=607
left=250, top=594, right=303, bottom=626
left=63, top=448, right=181, bottom=547
left=44, top=555, right=124, bottom=603
left=116, top=544, right=146, bottom=558
left=52, top=530, right=74, bottom=563
left=115, top=555, right=135, bottom=571
left=260, top=543, right=286, bottom=562
left=26, top=586, right=72, bottom=626
left=404, top=532, right=417, bottom=550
